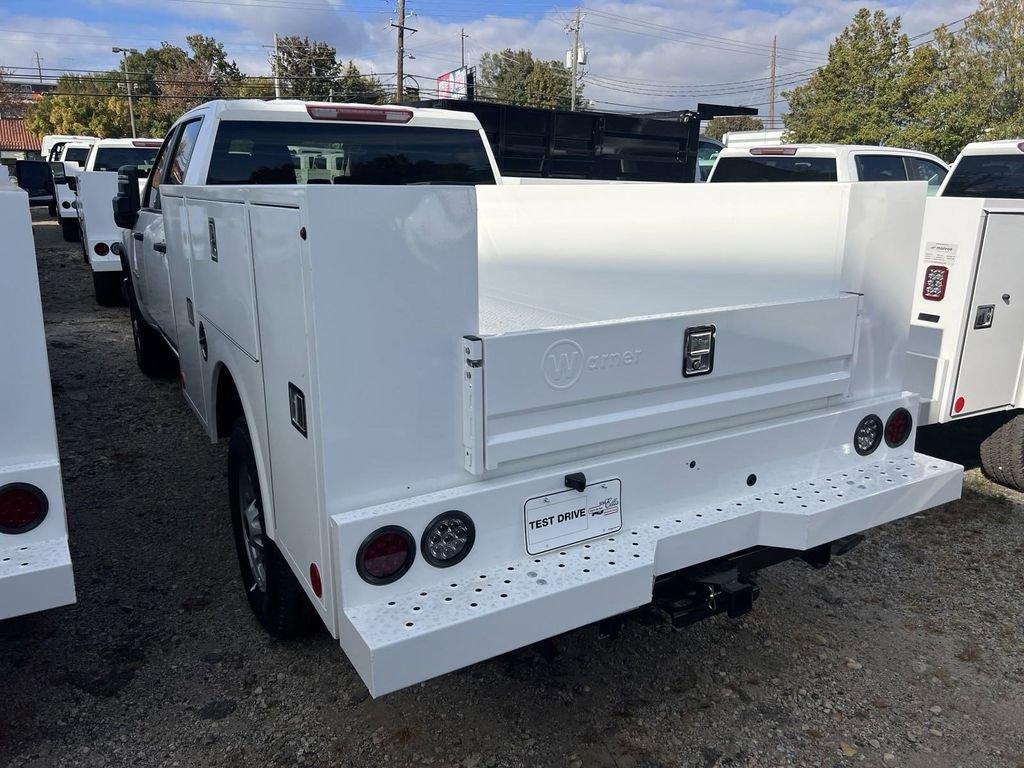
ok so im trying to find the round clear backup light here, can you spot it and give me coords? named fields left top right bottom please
left=854, top=414, right=883, bottom=456
left=421, top=511, right=475, bottom=568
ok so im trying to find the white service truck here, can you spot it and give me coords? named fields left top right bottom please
left=0, top=185, right=76, bottom=621
left=906, top=139, right=1024, bottom=489
left=71, top=138, right=162, bottom=305
left=50, top=140, right=95, bottom=241
left=114, top=99, right=962, bottom=697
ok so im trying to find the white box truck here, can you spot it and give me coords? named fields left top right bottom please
left=0, top=186, right=76, bottom=621
left=906, top=139, right=1024, bottom=489
left=113, top=100, right=961, bottom=697
left=72, top=138, right=162, bottom=305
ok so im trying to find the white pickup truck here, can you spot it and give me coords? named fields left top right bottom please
left=906, top=139, right=1024, bottom=489
left=0, top=185, right=76, bottom=621
left=708, top=144, right=949, bottom=196
left=114, top=99, right=961, bottom=697
left=70, top=138, right=162, bottom=305
left=50, top=140, right=95, bottom=241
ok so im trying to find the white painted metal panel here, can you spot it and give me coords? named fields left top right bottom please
left=188, top=199, right=260, bottom=361
left=249, top=203, right=332, bottom=625
left=0, top=188, right=75, bottom=618
left=952, top=213, right=1024, bottom=415
left=77, top=171, right=121, bottom=272
left=474, top=295, right=859, bottom=470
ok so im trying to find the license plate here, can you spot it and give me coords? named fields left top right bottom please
left=524, top=479, right=622, bottom=555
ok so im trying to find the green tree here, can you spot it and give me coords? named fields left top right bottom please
left=703, top=115, right=765, bottom=142
left=478, top=49, right=576, bottom=109
left=27, top=72, right=133, bottom=137
left=275, top=36, right=342, bottom=100
left=783, top=9, right=911, bottom=145
left=964, top=0, right=1024, bottom=138
left=0, top=66, right=23, bottom=119
left=336, top=61, right=386, bottom=104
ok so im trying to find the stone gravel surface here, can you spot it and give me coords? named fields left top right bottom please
left=1, top=210, right=1022, bottom=768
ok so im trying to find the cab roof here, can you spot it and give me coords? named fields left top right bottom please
left=92, top=138, right=163, bottom=148
left=957, top=139, right=1024, bottom=156
left=715, top=143, right=946, bottom=164
left=174, top=99, right=485, bottom=132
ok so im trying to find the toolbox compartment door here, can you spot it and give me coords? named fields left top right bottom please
left=951, top=212, right=1024, bottom=416
left=466, top=295, right=860, bottom=472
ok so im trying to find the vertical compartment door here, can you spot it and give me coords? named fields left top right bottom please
left=953, top=213, right=1024, bottom=416
left=249, top=205, right=331, bottom=625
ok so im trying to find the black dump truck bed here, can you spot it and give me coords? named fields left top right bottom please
left=418, top=99, right=756, bottom=183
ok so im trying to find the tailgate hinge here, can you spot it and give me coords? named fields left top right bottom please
left=462, top=336, right=485, bottom=475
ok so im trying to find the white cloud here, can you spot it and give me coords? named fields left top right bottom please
left=0, top=0, right=977, bottom=118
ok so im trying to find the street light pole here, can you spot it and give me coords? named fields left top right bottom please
left=112, top=47, right=139, bottom=138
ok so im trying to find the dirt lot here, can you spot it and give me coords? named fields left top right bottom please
left=1, top=209, right=1023, bottom=768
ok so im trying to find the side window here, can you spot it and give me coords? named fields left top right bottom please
left=905, top=157, right=948, bottom=196
left=144, top=129, right=178, bottom=211
left=855, top=154, right=908, bottom=182
left=165, top=119, right=204, bottom=186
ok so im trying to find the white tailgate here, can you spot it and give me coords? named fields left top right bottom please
left=465, top=294, right=860, bottom=472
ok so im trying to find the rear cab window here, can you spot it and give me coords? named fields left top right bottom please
left=942, top=154, right=1024, bottom=199
left=710, top=155, right=837, bottom=182
left=64, top=147, right=90, bottom=165
left=93, top=147, right=161, bottom=174
left=854, top=154, right=908, bottom=182
left=206, top=120, right=497, bottom=186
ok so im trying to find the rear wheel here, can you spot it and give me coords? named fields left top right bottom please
left=228, top=418, right=317, bottom=638
left=60, top=217, right=80, bottom=242
left=979, top=413, right=1024, bottom=491
left=128, top=288, right=177, bottom=377
left=92, top=271, right=124, bottom=307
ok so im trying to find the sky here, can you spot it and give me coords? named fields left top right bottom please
left=0, top=0, right=977, bottom=119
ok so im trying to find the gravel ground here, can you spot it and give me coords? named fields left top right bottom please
left=1, top=209, right=1023, bottom=768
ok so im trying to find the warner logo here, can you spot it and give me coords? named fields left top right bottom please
left=541, top=339, right=642, bottom=389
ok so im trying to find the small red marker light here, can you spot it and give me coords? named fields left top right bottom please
left=954, top=396, right=965, bottom=413
left=309, top=562, right=323, bottom=598
left=93, top=242, right=109, bottom=256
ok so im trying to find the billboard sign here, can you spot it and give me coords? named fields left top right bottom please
left=436, top=67, right=469, bottom=100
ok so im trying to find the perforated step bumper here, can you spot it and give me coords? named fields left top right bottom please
left=0, top=537, right=76, bottom=621
left=340, top=453, right=961, bottom=697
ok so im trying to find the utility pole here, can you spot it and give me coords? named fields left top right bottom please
left=34, top=51, right=43, bottom=83
left=768, top=35, right=777, bottom=128
left=460, top=27, right=468, bottom=69
left=394, top=0, right=406, bottom=102
left=273, top=33, right=282, bottom=99
left=569, top=6, right=582, bottom=111
left=112, top=47, right=139, bottom=139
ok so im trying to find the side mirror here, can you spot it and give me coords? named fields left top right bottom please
left=113, top=164, right=141, bottom=230
left=50, top=161, right=67, bottom=185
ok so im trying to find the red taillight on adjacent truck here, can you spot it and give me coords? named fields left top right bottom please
left=0, top=483, right=49, bottom=534
left=884, top=408, right=913, bottom=448
left=922, top=265, right=948, bottom=301
left=306, top=104, right=413, bottom=124
left=357, top=526, right=415, bottom=584
left=93, top=242, right=109, bottom=257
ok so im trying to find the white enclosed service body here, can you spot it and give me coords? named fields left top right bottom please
left=128, top=101, right=960, bottom=696
left=0, top=188, right=76, bottom=620
left=52, top=141, right=94, bottom=225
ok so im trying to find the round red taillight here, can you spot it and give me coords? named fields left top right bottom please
left=309, top=562, right=323, bottom=598
left=0, top=483, right=49, bottom=534
left=954, top=396, right=966, bottom=414
left=885, top=408, right=913, bottom=448
left=357, top=526, right=415, bottom=584
left=61, top=201, right=71, bottom=209
left=93, top=242, right=109, bottom=256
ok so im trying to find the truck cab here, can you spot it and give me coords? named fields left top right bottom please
left=708, top=144, right=949, bottom=195
left=75, top=138, right=162, bottom=305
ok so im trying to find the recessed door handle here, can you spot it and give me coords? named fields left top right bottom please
left=153, top=242, right=167, bottom=253
left=132, top=232, right=143, bottom=242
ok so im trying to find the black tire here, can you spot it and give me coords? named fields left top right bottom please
left=60, top=216, right=80, bottom=242
left=128, top=288, right=177, bottom=378
left=92, top=271, right=125, bottom=307
left=980, top=413, right=1024, bottom=491
left=228, top=418, right=318, bottom=638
